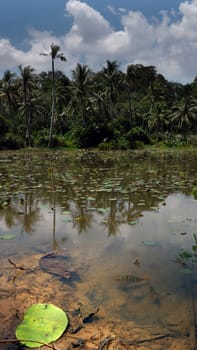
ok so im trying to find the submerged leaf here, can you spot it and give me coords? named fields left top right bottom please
left=39, top=252, right=75, bottom=279
left=16, top=303, right=68, bottom=348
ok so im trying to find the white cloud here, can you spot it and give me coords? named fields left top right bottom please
left=107, top=5, right=117, bottom=16
left=0, top=0, right=197, bottom=83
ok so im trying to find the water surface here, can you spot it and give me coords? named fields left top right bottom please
left=0, top=149, right=196, bottom=329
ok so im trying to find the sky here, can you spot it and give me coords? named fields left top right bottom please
left=0, top=0, right=196, bottom=83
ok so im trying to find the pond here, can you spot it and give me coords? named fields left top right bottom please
left=0, top=148, right=196, bottom=349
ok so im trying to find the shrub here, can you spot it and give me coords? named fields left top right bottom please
left=163, top=134, right=187, bottom=147
left=0, top=132, right=24, bottom=150
left=126, top=127, right=151, bottom=148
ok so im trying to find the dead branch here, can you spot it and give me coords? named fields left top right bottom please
left=8, top=258, right=36, bottom=272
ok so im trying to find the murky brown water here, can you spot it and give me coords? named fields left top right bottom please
left=0, top=149, right=196, bottom=349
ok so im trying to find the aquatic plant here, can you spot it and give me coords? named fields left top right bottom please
left=16, top=303, right=68, bottom=348
left=175, top=233, right=197, bottom=272
left=192, top=186, right=197, bottom=200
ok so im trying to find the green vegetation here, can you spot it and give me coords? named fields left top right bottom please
left=0, top=46, right=197, bottom=149
left=176, top=234, right=197, bottom=273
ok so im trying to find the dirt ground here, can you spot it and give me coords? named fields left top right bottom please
left=0, top=253, right=196, bottom=350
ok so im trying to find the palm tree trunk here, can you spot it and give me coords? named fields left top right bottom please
left=48, top=58, right=55, bottom=147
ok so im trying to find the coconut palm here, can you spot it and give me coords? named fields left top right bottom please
left=170, top=99, right=197, bottom=133
left=40, top=43, right=66, bottom=147
left=125, top=64, right=156, bottom=125
left=68, top=63, right=92, bottom=126
left=0, top=70, right=18, bottom=125
left=102, top=60, right=121, bottom=119
left=18, top=65, right=37, bottom=146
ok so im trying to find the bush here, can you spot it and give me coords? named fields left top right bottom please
left=163, top=134, right=187, bottom=147
left=98, top=140, right=116, bottom=150
left=126, top=127, right=151, bottom=148
left=71, top=124, right=111, bottom=148
left=33, top=129, right=49, bottom=147
left=0, top=114, right=9, bottom=135
left=0, top=132, right=24, bottom=150
left=33, top=130, right=60, bottom=147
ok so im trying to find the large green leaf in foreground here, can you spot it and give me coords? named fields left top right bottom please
left=16, top=303, right=68, bottom=348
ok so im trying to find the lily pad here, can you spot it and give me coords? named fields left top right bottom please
left=16, top=303, right=68, bottom=348
left=180, top=268, right=194, bottom=275
left=0, top=234, right=15, bottom=240
left=143, top=240, right=156, bottom=247
left=129, top=221, right=137, bottom=225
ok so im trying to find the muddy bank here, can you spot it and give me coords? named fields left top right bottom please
left=0, top=253, right=196, bottom=350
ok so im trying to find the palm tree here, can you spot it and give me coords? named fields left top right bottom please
left=0, top=70, right=18, bottom=126
left=69, top=63, right=92, bottom=126
left=102, top=60, right=120, bottom=119
left=170, top=100, right=197, bottom=134
left=18, top=65, right=36, bottom=147
left=40, top=43, right=66, bottom=147
left=125, top=64, right=156, bottom=126
left=147, top=104, right=170, bottom=133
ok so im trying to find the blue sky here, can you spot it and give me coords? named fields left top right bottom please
left=0, top=0, right=196, bottom=82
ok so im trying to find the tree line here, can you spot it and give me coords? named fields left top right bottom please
left=0, top=43, right=197, bottom=150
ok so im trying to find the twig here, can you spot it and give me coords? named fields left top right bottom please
left=118, top=333, right=177, bottom=345
left=98, top=336, right=114, bottom=350
left=8, top=258, right=36, bottom=272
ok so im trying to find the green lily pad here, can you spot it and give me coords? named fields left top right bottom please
left=16, top=303, right=68, bottom=348
left=63, top=217, right=73, bottom=223
left=0, top=234, right=16, bottom=240
left=180, top=268, right=194, bottom=275
left=129, top=221, right=137, bottom=225
left=143, top=240, right=156, bottom=247
left=97, top=208, right=108, bottom=214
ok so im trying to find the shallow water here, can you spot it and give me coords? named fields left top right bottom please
left=0, top=149, right=196, bottom=335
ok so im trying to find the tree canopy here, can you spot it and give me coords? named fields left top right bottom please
left=0, top=45, right=197, bottom=150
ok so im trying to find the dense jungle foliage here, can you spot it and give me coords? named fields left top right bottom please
left=0, top=44, right=197, bottom=150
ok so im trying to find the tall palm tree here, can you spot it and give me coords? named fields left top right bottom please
left=40, top=43, right=66, bottom=147
left=126, top=64, right=156, bottom=125
left=18, top=65, right=36, bottom=147
left=69, top=63, right=92, bottom=126
left=102, top=60, right=120, bottom=119
left=0, top=70, right=18, bottom=125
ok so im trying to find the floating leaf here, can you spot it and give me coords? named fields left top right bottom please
left=75, top=216, right=87, bottom=222
left=97, top=208, right=108, bottom=214
left=63, top=217, right=73, bottom=223
left=129, top=221, right=137, bottom=225
left=87, top=197, right=95, bottom=201
left=16, top=303, right=68, bottom=348
left=180, top=268, right=194, bottom=275
left=1, top=201, right=9, bottom=207
left=143, top=240, right=156, bottom=247
left=0, top=234, right=15, bottom=240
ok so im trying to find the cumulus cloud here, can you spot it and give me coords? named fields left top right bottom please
left=0, top=0, right=197, bottom=82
